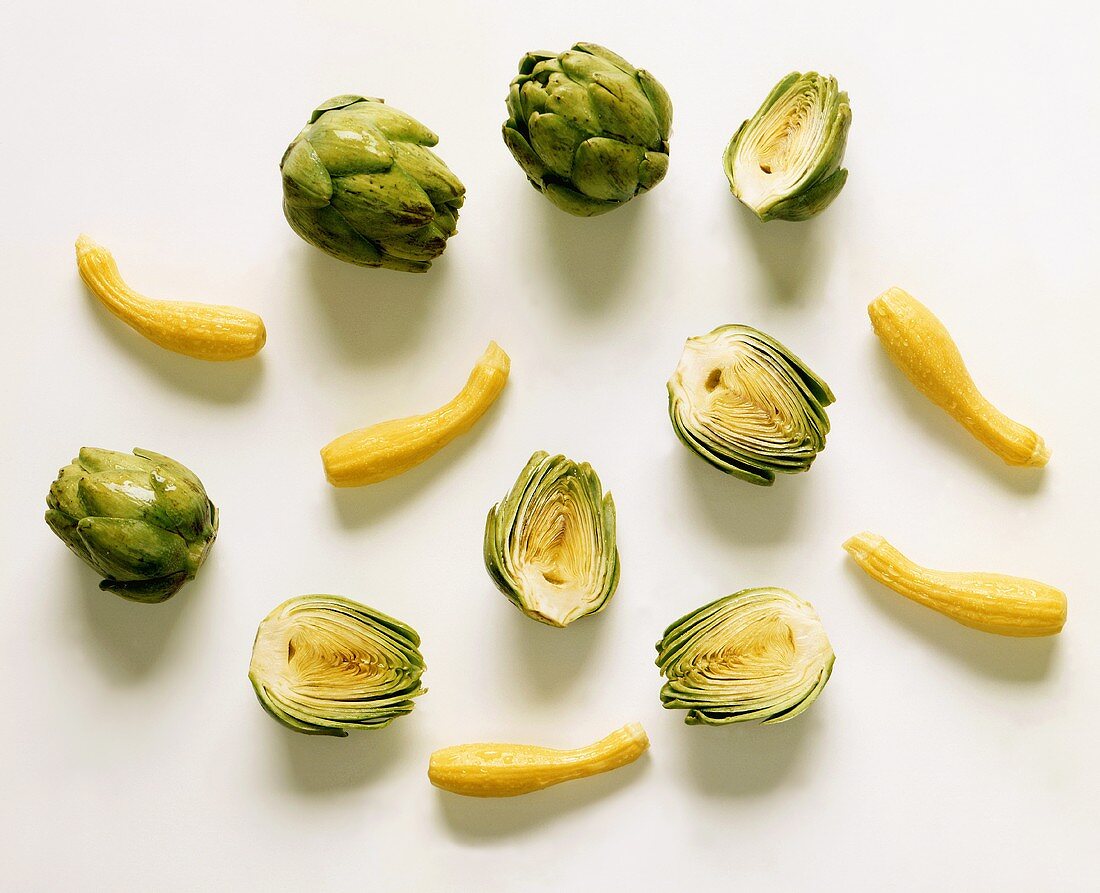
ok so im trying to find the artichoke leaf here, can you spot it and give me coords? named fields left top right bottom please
left=330, top=170, right=435, bottom=237
left=527, top=113, right=585, bottom=179
left=543, top=182, right=619, bottom=217
left=572, top=138, right=645, bottom=201
left=75, top=517, right=190, bottom=582
left=304, top=115, right=394, bottom=177
left=572, top=42, right=637, bottom=75
left=281, top=139, right=334, bottom=209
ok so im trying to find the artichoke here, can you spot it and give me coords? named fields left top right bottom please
left=249, top=595, right=426, bottom=737
left=656, top=588, right=834, bottom=726
left=281, top=95, right=465, bottom=272
left=723, top=72, right=851, bottom=222
left=45, top=448, right=218, bottom=603
left=502, top=43, right=672, bottom=217
left=667, top=325, right=835, bottom=485
left=484, top=451, right=619, bottom=627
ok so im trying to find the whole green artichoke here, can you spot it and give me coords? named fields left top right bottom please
left=503, top=43, right=672, bottom=216
left=281, top=95, right=465, bottom=272
left=45, top=448, right=218, bottom=603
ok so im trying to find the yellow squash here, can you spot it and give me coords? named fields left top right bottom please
left=428, top=722, right=648, bottom=797
left=867, top=287, right=1048, bottom=467
left=75, top=235, right=266, bottom=361
left=321, top=341, right=510, bottom=487
left=843, top=532, right=1066, bottom=637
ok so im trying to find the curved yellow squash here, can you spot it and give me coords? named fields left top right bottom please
left=428, top=722, right=648, bottom=797
left=868, top=287, right=1048, bottom=467
left=844, top=532, right=1066, bottom=637
left=321, top=341, right=510, bottom=488
left=75, top=235, right=266, bottom=361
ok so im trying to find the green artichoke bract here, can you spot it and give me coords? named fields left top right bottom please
left=45, top=448, right=218, bottom=603
left=668, top=325, right=834, bottom=486
left=249, top=595, right=426, bottom=737
left=656, top=588, right=834, bottom=726
left=503, top=43, right=672, bottom=217
left=281, top=95, right=465, bottom=272
left=485, top=451, right=619, bottom=627
left=723, top=72, right=851, bottom=221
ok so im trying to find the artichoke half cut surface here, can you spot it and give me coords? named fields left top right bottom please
left=45, top=447, right=218, bottom=603
left=724, top=72, right=851, bottom=222
left=249, top=595, right=426, bottom=737
left=656, top=588, right=834, bottom=725
left=485, top=451, right=619, bottom=627
left=667, top=325, right=834, bottom=485
left=281, top=95, right=465, bottom=272
left=503, top=42, right=672, bottom=216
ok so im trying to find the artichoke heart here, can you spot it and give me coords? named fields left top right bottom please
left=503, top=42, right=672, bottom=216
left=485, top=451, right=619, bottom=627
left=656, top=588, right=834, bottom=726
left=724, top=72, right=851, bottom=222
left=45, top=447, right=218, bottom=603
left=667, top=325, right=834, bottom=485
left=281, top=95, right=465, bottom=272
left=249, top=595, right=426, bottom=737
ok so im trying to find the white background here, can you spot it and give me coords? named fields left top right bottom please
left=2, top=1, right=1097, bottom=890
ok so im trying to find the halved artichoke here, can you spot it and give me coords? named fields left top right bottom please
left=656, top=588, right=834, bottom=725
left=667, top=325, right=834, bottom=485
left=723, top=72, right=851, bottom=222
left=249, top=595, right=426, bottom=737
left=484, top=451, right=619, bottom=627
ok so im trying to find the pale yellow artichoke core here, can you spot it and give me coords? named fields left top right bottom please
left=696, top=606, right=825, bottom=697
left=734, top=88, right=828, bottom=212
left=679, top=337, right=805, bottom=447
left=250, top=612, right=392, bottom=707
left=513, top=488, right=602, bottom=626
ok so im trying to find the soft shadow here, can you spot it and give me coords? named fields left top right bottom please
left=85, top=301, right=264, bottom=402
left=306, top=248, right=444, bottom=364
left=733, top=203, right=825, bottom=304
left=73, top=557, right=200, bottom=681
left=680, top=714, right=817, bottom=797
left=536, top=195, right=645, bottom=313
left=328, top=390, right=510, bottom=527
left=844, top=562, right=1057, bottom=681
left=278, top=721, right=410, bottom=794
left=436, top=751, right=649, bottom=841
left=871, top=348, right=1047, bottom=495
left=679, top=449, right=809, bottom=544
left=507, top=608, right=607, bottom=701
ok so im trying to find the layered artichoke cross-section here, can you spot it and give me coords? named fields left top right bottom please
left=281, top=95, right=465, bottom=271
left=656, top=588, right=834, bottom=725
left=249, top=595, right=426, bottom=736
left=668, top=325, right=835, bottom=485
left=503, top=43, right=672, bottom=216
left=485, top=451, right=620, bottom=627
left=724, top=72, right=851, bottom=222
